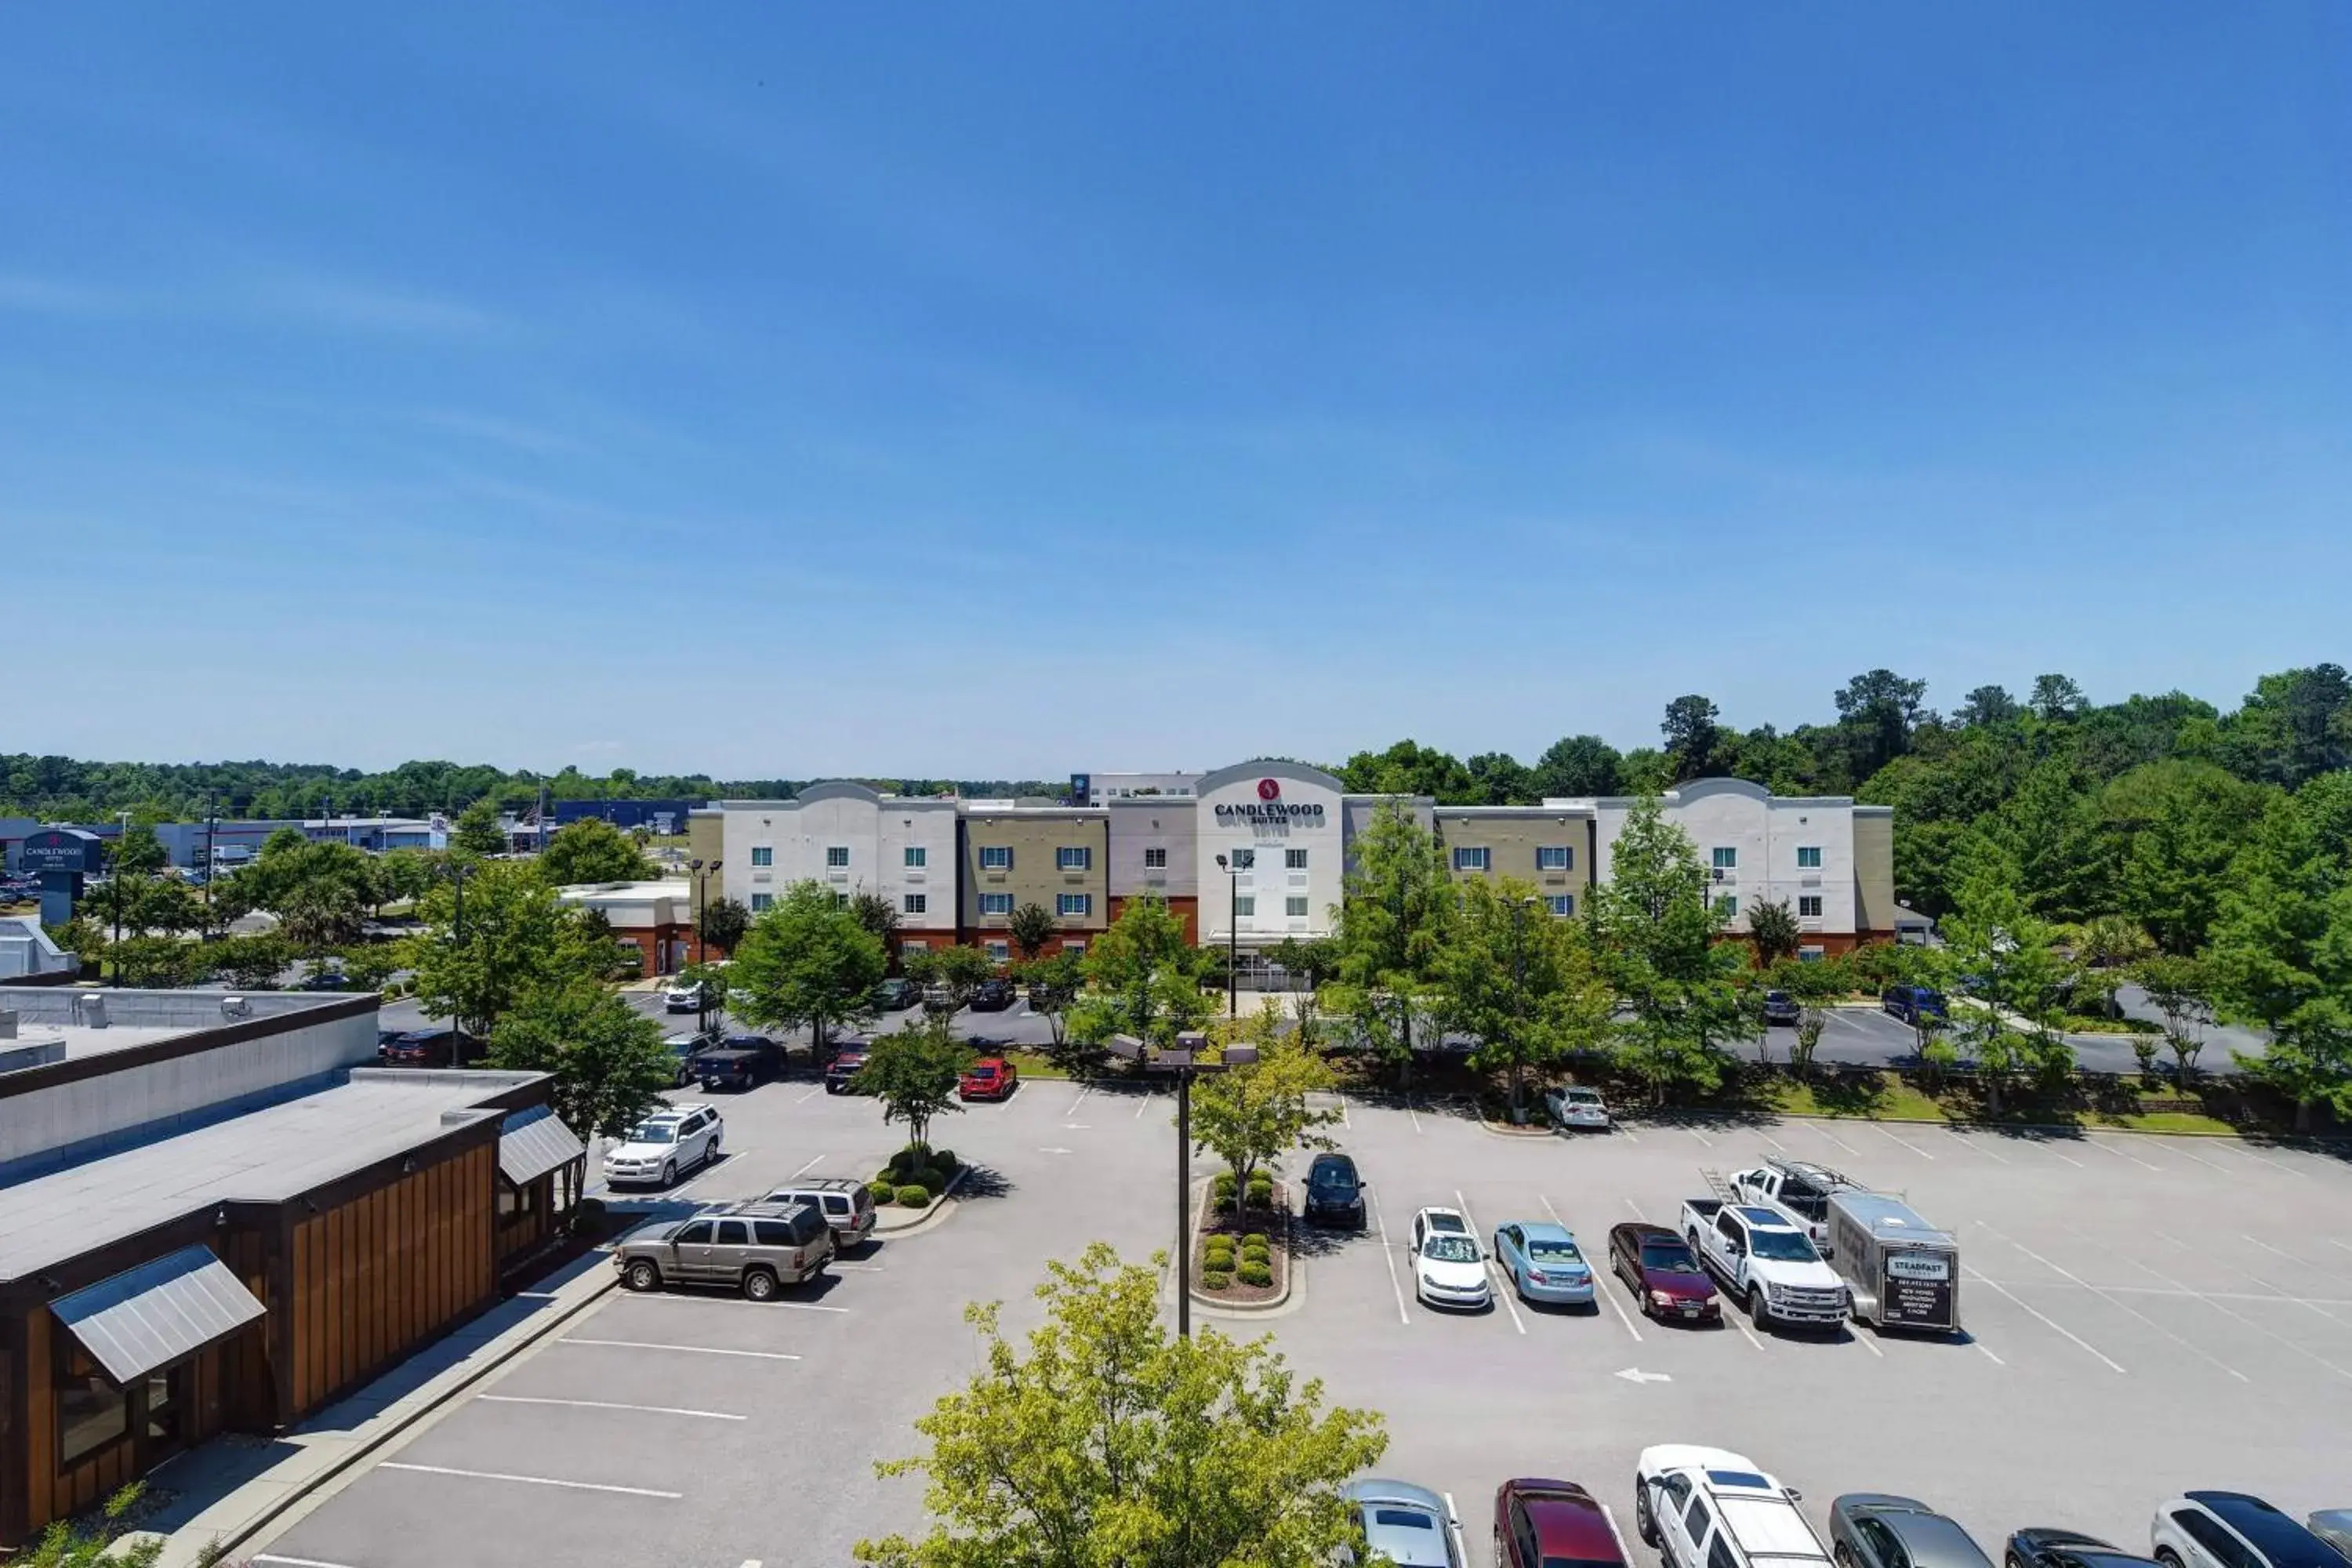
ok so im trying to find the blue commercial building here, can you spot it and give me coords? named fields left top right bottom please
left=550, top=799, right=700, bottom=836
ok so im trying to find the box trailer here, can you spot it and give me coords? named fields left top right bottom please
left=1824, top=1190, right=1959, bottom=1333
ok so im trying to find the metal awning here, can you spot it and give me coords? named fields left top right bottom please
left=499, top=1105, right=585, bottom=1187
left=50, top=1245, right=266, bottom=1385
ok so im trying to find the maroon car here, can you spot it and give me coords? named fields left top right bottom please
left=1496, top=1477, right=1627, bottom=1568
left=1608, top=1221, right=1721, bottom=1324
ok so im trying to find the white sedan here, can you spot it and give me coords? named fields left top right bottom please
left=1410, top=1206, right=1492, bottom=1310
left=1546, top=1084, right=1612, bottom=1131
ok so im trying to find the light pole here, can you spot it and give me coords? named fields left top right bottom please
left=446, top=859, right=475, bottom=1053
left=1214, top=854, right=1239, bottom=1018
left=1105, top=1031, right=1257, bottom=1338
left=689, top=858, right=721, bottom=1035
left=111, top=811, right=132, bottom=985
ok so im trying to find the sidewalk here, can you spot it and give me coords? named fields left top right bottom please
left=139, top=1249, right=619, bottom=1568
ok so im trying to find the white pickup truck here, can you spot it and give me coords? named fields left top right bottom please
left=1727, top=1160, right=1855, bottom=1257
left=1635, top=1445, right=1831, bottom=1568
left=1680, top=1199, right=1849, bottom=1330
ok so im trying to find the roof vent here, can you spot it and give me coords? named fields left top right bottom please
left=220, top=996, right=252, bottom=1020
left=74, top=993, right=107, bottom=1028
left=0, top=1009, right=16, bottom=1040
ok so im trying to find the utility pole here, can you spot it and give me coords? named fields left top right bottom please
left=111, top=809, right=132, bottom=985
left=447, top=859, right=475, bottom=1054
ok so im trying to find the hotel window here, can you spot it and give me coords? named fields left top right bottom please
left=57, top=1345, right=129, bottom=1465
left=903, top=893, right=927, bottom=915
left=1065, top=940, right=1087, bottom=957
left=1058, top=893, right=1093, bottom=917
left=1285, top=848, right=1308, bottom=869
left=1711, top=847, right=1737, bottom=871
left=979, top=845, right=1012, bottom=870
left=1229, top=848, right=1255, bottom=870
left=1235, top=896, right=1256, bottom=918
left=905, top=846, right=927, bottom=868
left=1715, top=895, right=1738, bottom=918
left=1057, top=846, right=1092, bottom=871
left=1798, top=895, right=1824, bottom=918
left=750, top=893, right=773, bottom=913
left=826, top=845, right=850, bottom=869
left=979, top=892, right=1014, bottom=916
left=750, top=846, right=773, bottom=867
left=833, top=892, right=849, bottom=908
left=1547, top=895, right=1575, bottom=916
left=1143, top=847, right=1167, bottom=869
left=1286, top=896, right=1309, bottom=917
left=1453, top=846, right=1490, bottom=873
left=1796, top=846, right=1822, bottom=869
left=1536, top=845, right=1572, bottom=871
left=985, top=941, right=1010, bottom=961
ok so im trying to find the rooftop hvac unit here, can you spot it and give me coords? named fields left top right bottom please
left=74, top=993, right=107, bottom=1028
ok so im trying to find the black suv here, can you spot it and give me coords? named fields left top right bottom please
left=1302, top=1152, right=1366, bottom=1227
left=697, top=1035, right=785, bottom=1092
left=969, top=978, right=1016, bottom=1012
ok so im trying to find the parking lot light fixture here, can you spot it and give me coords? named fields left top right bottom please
left=1107, top=1030, right=1251, bottom=1338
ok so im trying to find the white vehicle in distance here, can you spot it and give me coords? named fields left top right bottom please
left=601, top=1103, right=724, bottom=1188
left=1410, top=1206, right=1491, bottom=1311
left=1635, top=1444, right=1831, bottom=1568
left=1545, top=1083, right=1612, bottom=1131
left=664, top=977, right=722, bottom=1013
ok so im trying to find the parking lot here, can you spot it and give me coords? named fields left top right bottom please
left=249, top=1068, right=2352, bottom=1568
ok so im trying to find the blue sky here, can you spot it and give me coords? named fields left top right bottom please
left=5, top=5, right=2347, bottom=779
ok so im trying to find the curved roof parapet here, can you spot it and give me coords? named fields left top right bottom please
left=794, top=780, right=886, bottom=806
left=1194, top=757, right=1347, bottom=796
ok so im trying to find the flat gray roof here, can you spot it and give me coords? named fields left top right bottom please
left=0, top=1069, right=540, bottom=1282
left=0, top=986, right=361, bottom=1065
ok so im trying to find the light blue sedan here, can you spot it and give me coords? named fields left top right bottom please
left=1493, top=1221, right=1597, bottom=1307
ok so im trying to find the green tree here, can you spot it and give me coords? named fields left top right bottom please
left=698, top=895, right=752, bottom=956
left=2207, top=777, right=2352, bottom=1131
left=729, top=881, right=888, bottom=1058
left=2220, top=662, right=2352, bottom=787
left=1530, top=734, right=1622, bottom=798
left=1586, top=797, right=1748, bottom=1105
left=412, top=861, right=597, bottom=1040
left=1335, top=739, right=1478, bottom=802
left=338, top=940, right=405, bottom=993
left=1745, top=898, right=1802, bottom=968
left=1934, top=842, right=2076, bottom=1116
left=1190, top=1006, right=1342, bottom=1224
left=1015, top=950, right=1087, bottom=1056
left=1955, top=685, right=2020, bottom=728
left=862, top=1014, right=972, bottom=1152
left=378, top=847, right=442, bottom=909
left=1330, top=803, right=1455, bottom=1081
left=909, top=943, right=999, bottom=1013
left=855, top=1243, right=1385, bottom=1568
left=2099, top=760, right=2273, bottom=954
left=1264, top=935, right=1342, bottom=1047
left=851, top=891, right=902, bottom=950
left=488, top=978, right=677, bottom=1139
left=1661, top=695, right=1723, bottom=782
left=1435, top=878, right=1613, bottom=1120
left=110, top=823, right=170, bottom=877
left=1069, top=893, right=1215, bottom=1050
left=1007, top=901, right=1058, bottom=963
left=2132, top=953, right=2216, bottom=1083
left=1985, top=761, right=2106, bottom=922
left=277, top=877, right=365, bottom=959
left=1834, top=668, right=1929, bottom=781
left=452, top=797, right=507, bottom=857
left=2030, top=673, right=2088, bottom=724
left=1462, top=751, right=1535, bottom=805
left=214, top=931, right=293, bottom=990
left=535, top=817, right=657, bottom=885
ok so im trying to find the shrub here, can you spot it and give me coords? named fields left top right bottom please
left=1212, top=1171, right=1237, bottom=1201
left=867, top=1178, right=898, bottom=1204
left=1204, top=1241, right=1237, bottom=1265
left=931, top=1149, right=960, bottom=1174
left=1238, top=1260, right=1273, bottom=1287
left=1242, top=1242, right=1272, bottom=1264
left=570, top=1197, right=608, bottom=1236
left=895, top=1184, right=933, bottom=1209
left=1201, top=1269, right=1233, bottom=1291
left=1242, top=1232, right=1270, bottom=1250
left=909, top=1166, right=949, bottom=1196
left=1245, top=1178, right=1274, bottom=1207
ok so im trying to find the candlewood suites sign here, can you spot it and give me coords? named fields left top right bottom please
left=1214, top=778, right=1327, bottom=823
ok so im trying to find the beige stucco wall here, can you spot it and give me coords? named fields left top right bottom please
left=1853, top=807, right=1896, bottom=935
left=958, top=811, right=1109, bottom=934
left=1431, top=811, right=1592, bottom=909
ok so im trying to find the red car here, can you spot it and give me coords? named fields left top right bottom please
left=1496, top=1477, right=1626, bottom=1568
left=959, top=1057, right=1018, bottom=1101
left=1608, top=1221, right=1721, bottom=1323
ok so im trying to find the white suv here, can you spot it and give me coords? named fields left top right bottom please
left=602, top=1103, right=724, bottom=1187
left=1636, top=1446, right=1830, bottom=1568
left=2153, top=1494, right=2344, bottom=1568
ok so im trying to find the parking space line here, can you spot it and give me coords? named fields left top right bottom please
left=1602, top=1504, right=1637, bottom=1566
left=379, top=1461, right=681, bottom=1499
left=1624, top=1198, right=1646, bottom=1221
left=2334, top=1240, right=2352, bottom=1257
left=1370, top=1192, right=1411, bottom=1326
left=1065, top=1085, right=1093, bottom=1118
left=1614, top=1123, right=1641, bottom=1144
left=2243, top=1269, right=2352, bottom=1327
left=787, top=1154, right=824, bottom=1178
left=1443, top=1492, right=1471, bottom=1567
left=1457, top=1189, right=1526, bottom=1335
left=1980, top=1224, right=2245, bottom=1383
left=479, top=1395, right=746, bottom=1420
left=1406, top=1101, right=1423, bottom=1134
left=2155, top=1139, right=2229, bottom=1173
left=1945, top=1129, right=2010, bottom=1163
left=2085, top=1235, right=2352, bottom=1383
left=1960, top=1268, right=2125, bottom=1374
left=1810, top=1123, right=1863, bottom=1156
left=1545, top=1194, right=1642, bottom=1341
left=2234, top=1145, right=2311, bottom=1179
left=562, top=1338, right=801, bottom=1360
left=1971, top=1338, right=2005, bottom=1367
left=1686, top=1126, right=1715, bottom=1149
left=1338, top=1092, right=1351, bottom=1129
left=1871, top=1123, right=1935, bottom=1160
left=1134, top=1091, right=1152, bottom=1120
left=2038, top=1143, right=2086, bottom=1168
left=255, top=1556, right=359, bottom=1568
left=2081, top=1137, right=2161, bottom=1173
left=2239, top=1233, right=2351, bottom=1283
left=1755, top=1128, right=1788, bottom=1153
left=794, top=1087, right=823, bottom=1105
left=1849, top=1325, right=1884, bottom=1356
left=1729, top=1311, right=1767, bottom=1352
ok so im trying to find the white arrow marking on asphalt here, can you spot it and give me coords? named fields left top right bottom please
left=1613, top=1367, right=1671, bottom=1384
left=1039, top=1146, right=1073, bottom=1154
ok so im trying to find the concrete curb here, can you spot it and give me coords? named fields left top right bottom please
left=1475, top=1116, right=1557, bottom=1141
left=873, top=1165, right=971, bottom=1240
left=1185, top=1180, right=1300, bottom=1317
left=1740, top=1110, right=2347, bottom=1145
left=152, top=1261, right=619, bottom=1568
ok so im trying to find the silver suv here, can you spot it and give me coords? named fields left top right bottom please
left=764, top=1176, right=877, bottom=1247
left=613, top=1201, right=833, bottom=1301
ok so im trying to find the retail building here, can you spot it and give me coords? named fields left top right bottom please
left=0, top=985, right=583, bottom=1545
